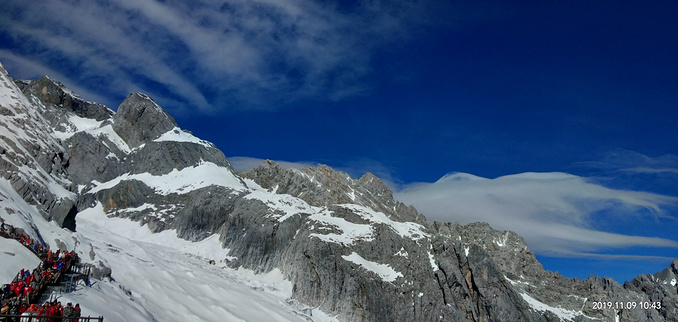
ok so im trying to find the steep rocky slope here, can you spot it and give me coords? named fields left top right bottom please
left=1, top=62, right=676, bottom=321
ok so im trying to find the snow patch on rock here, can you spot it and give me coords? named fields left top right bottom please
left=88, top=160, right=246, bottom=195
left=342, top=252, right=403, bottom=282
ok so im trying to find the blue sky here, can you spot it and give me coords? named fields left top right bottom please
left=1, top=0, right=677, bottom=283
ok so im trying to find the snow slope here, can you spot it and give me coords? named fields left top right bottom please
left=0, top=238, right=41, bottom=283
left=66, top=204, right=313, bottom=321
left=1, top=201, right=338, bottom=322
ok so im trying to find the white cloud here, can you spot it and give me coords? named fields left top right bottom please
left=394, top=172, right=678, bottom=257
left=0, top=50, right=114, bottom=106
left=1, top=1, right=210, bottom=111
left=0, top=0, right=442, bottom=112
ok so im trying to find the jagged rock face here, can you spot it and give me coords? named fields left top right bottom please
left=126, top=140, right=233, bottom=175
left=625, top=260, right=678, bottom=320
left=64, top=131, right=123, bottom=184
left=1, top=62, right=677, bottom=321
left=17, top=75, right=112, bottom=122
left=0, top=63, right=77, bottom=229
left=241, top=161, right=423, bottom=223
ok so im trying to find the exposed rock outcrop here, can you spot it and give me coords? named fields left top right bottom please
left=112, top=93, right=177, bottom=149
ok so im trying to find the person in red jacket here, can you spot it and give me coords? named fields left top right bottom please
left=47, top=301, right=59, bottom=322
left=38, top=301, right=49, bottom=319
left=22, top=284, right=34, bottom=300
left=13, top=281, right=23, bottom=296
left=74, top=303, right=81, bottom=322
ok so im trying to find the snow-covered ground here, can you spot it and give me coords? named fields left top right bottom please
left=1, top=203, right=337, bottom=322
left=0, top=238, right=41, bottom=283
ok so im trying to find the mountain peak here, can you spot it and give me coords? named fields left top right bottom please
left=17, top=74, right=113, bottom=121
left=112, top=93, right=178, bottom=148
left=358, top=172, right=391, bottom=196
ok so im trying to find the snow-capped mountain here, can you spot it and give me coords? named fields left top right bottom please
left=1, top=61, right=677, bottom=321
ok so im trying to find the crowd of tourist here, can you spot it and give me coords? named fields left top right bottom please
left=1, top=300, right=82, bottom=322
left=1, top=223, right=85, bottom=321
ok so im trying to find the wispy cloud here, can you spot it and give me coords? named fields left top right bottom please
left=573, top=149, right=678, bottom=197
left=394, top=172, right=678, bottom=258
left=1, top=1, right=211, bottom=111
left=0, top=50, right=113, bottom=106
left=0, top=0, right=444, bottom=113
left=620, top=167, right=678, bottom=175
left=547, top=250, right=677, bottom=262
left=576, top=149, right=678, bottom=174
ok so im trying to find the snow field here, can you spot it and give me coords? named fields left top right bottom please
left=67, top=203, right=335, bottom=321
left=0, top=238, right=41, bottom=282
left=1, top=199, right=339, bottom=321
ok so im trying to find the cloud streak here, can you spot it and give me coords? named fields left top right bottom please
left=0, top=0, right=442, bottom=113
left=1, top=1, right=210, bottom=110
left=621, top=167, right=678, bottom=175
left=576, top=149, right=678, bottom=175
left=573, top=149, right=678, bottom=198
left=394, top=172, right=678, bottom=258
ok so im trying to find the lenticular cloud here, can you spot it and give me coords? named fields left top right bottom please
left=394, top=172, right=678, bottom=257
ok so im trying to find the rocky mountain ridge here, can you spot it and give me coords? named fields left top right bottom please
left=1, top=62, right=676, bottom=321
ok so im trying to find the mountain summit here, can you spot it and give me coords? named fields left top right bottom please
left=1, top=62, right=676, bottom=321
left=112, top=93, right=178, bottom=149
